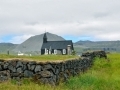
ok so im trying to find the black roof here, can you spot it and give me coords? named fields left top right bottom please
left=41, top=40, right=73, bottom=49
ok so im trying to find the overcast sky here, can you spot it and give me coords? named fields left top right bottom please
left=0, top=0, right=120, bottom=44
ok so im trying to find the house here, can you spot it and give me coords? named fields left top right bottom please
left=41, top=33, right=74, bottom=55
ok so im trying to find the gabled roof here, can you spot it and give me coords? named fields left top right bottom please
left=41, top=40, right=73, bottom=49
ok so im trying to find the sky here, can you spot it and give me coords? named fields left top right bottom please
left=0, top=0, right=120, bottom=44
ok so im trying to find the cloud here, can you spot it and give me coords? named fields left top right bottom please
left=9, top=34, right=34, bottom=44
left=95, top=33, right=120, bottom=41
left=0, top=0, right=120, bottom=43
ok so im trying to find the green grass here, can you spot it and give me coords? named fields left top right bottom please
left=65, top=53, right=120, bottom=90
left=0, top=53, right=120, bottom=90
left=0, top=54, right=78, bottom=61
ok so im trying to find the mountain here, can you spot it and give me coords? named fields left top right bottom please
left=75, top=40, right=120, bottom=48
left=13, top=32, right=65, bottom=53
left=74, top=40, right=120, bottom=54
left=0, top=43, right=18, bottom=54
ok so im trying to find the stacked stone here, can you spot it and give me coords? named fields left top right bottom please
left=81, top=50, right=107, bottom=59
left=0, top=51, right=107, bottom=85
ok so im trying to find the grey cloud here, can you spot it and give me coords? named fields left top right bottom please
left=94, top=12, right=110, bottom=18
left=0, top=0, right=120, bottom=43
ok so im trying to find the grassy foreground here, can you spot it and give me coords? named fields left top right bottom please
left=0, top=53, right=120, bottom=90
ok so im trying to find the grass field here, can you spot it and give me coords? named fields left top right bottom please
left=0, top=54, right=78, bottom=61
left=0, top=53, right=120, bottom=90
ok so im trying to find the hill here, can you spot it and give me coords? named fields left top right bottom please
left=13, top=32, right=65, bottom=53
left=0, top=43, right=18, bottom=54
left=74, top=40, right=120, bottom=54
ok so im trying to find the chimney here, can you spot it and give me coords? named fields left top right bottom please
left=67, top=45, right=71, bottom=55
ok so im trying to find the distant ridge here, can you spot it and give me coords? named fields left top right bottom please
left=0, top=43, right=18, bottom=53
left=74, top=40, right=120, bottom=51
left=13, top=32, right=65, bottom=52
left=75, top=40, right=120, bottom=48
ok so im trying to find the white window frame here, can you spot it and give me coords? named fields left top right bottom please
left=63, top=49, right=66, bottom=54
left=54, top=49, right=57, bottom=55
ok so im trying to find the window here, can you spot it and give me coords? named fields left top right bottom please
left=54, top=49, right=57, bottom=55
left=63, top=49, right=66, bottom=54
left=45, top=48, right=48, bottom=55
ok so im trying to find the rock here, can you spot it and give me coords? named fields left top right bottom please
left=17, top=67, right=23, bottom=73
left=27, top=64, right=31, bottom=70
left=28, top=64, right=35, bottom=71
left=27, top=61, right=36, bottom=70
left=0, top=60, right=4, bottom=64
left=43, top=64, right=55, bottom=73
left=52, top=75, right=57, bottom=83
left=28, top=61, right=36, bottom=65
left=8, top=65, right=16, bottom=73
left=22, top=61, right=28, bottom=65
left=24, top=70, right=34, bottom=77
left=9, top=60, right=17, bottom=67
left=55, top=68, right=59, bottom=75
left=0, top=70, right=10, bottom=82
left=11, top=73, right=20, bottom=77
left=3, top=62, right=9, bottom=69
left=23, top=65, right=27, bottom=71
left=34, top=65, right=42, bottom=73
left=60, top=63, right=65, bottom=72
left=31, top=65, right=35, bottom=71
left=43, top=64, right=53, bottom=70
left=16, top=61, right=23, bottom=68
left=11, top=72, right=24, bottom=78
left=0, top=65, right=3, bottom=71
left=40, top=70, right=53, bottom=78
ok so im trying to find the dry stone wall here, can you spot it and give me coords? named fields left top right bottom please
left=0, top=51, right=107, bottom=85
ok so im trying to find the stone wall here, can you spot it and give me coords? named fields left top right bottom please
left=0, top=51, right=107, bottom=85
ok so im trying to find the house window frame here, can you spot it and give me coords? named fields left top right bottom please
left=63, top=49, right=66, bottom=54
left=54, top=49, right=57, bottom=55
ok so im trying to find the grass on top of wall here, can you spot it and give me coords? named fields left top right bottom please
left=0, top=54, right=78, bottom=61
left=0, top=53, right=120, bottom=90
